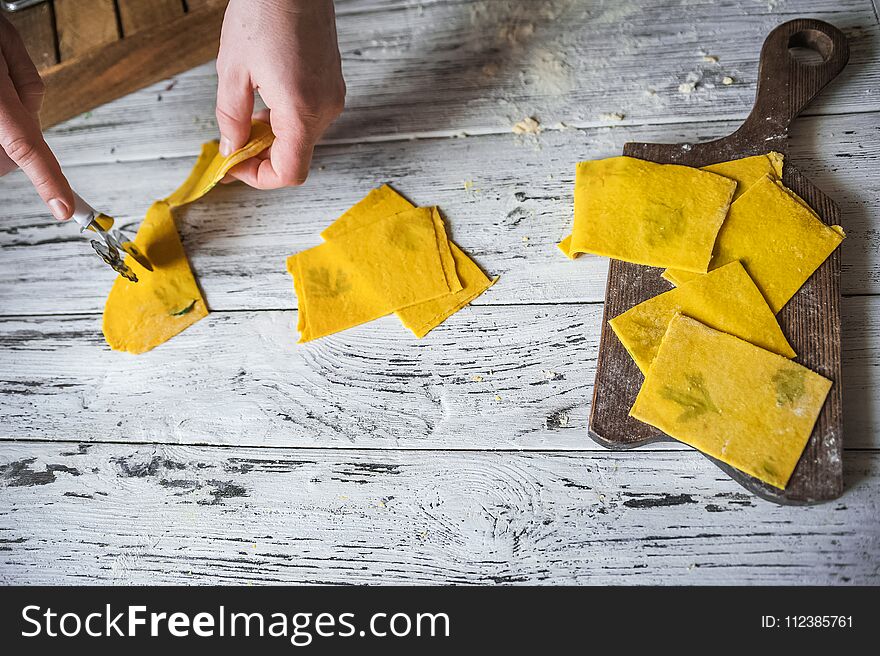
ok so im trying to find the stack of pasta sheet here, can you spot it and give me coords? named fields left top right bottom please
left=287, top=185, right=496, bottom=342
left=559, top=153, right=845, bottom=490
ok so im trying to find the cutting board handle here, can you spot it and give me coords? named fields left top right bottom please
left=737, top=19, right=849, bottom=150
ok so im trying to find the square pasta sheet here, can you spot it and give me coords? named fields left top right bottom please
left=557, top=155, right=736, bottom=272
left=630, top=314, right=832, bottom=489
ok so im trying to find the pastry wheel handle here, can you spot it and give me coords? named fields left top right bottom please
left=69, top=191, right=99, bottom=232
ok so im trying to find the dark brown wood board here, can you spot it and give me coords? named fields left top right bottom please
left=589, top=19, right=850, bottom=505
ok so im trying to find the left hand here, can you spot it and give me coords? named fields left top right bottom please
left=215, top=0, right=346, bottom=189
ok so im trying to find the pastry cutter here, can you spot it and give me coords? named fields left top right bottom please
left=70, top=192, right=153, bottom=283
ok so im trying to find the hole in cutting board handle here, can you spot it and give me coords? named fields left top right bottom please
left=787, top=29, right=834, bottom=65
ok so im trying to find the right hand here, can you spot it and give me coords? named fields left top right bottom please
left=0, top=15, right=73, bottom=220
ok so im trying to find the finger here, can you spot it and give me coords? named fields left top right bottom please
left=0, top=16, right=45, bottom=114
left=0, top=73, right=74, bottom=219
left=221, top=107, right=270, bottom=184
left=0, top=149, right=16, bottom=176
left=224, top=147, right=268, bottom=184
left=229, top=109, right=315, bottom=189
left=215, top=64, right=254, bottom=157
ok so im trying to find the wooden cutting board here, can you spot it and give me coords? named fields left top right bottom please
left=589, top=19, right=850, bottom=505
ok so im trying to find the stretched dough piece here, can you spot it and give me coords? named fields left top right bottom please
left=322, top=184, right=496, bottom=338
left=609, top=261, right=794, bottom=374
left=288, top=208, right=455, bottom=342
left=557, top=156, right=736, bottom=272
left=663, top=176, right=845, bottom=312
left=631, top=314, right=831, bottom=489
left=165, top=121, right=275, bottom=208
left=103, top=122, right=274, bottom=353
left=103, top=202, right=208, bottom=354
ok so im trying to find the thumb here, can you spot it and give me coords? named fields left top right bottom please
left=215, top=67, right=254, bottom=157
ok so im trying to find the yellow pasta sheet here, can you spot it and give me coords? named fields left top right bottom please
left=660, top=152, right=783, bottom=286
left=557, top=152, right=782, bottom=268
left=165, top=121, right=275, bottom=208
left=320, top=184, right=496, bottom=338
left=631, top=314, right=832, bottom=489
left=103, top=122, right=274, bottom=353
left=701, top=152, right=783, bottom=201
left=288, top=207, right=456, bottom=342
left=663, top=176, right=845, bottom=312
left=103, top=202, right=208, bottom=354
left=609, top=261, right=794, bottom=374
left=557, top=156, right=736, bottom=272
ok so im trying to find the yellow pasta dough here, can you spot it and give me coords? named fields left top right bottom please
left=663, top=176, right=845, bottom=312
left=701, top=152, right=783, bottom=201
left=630, top=314, right=832, bottom=489
left=103, top=202, right=208, bottom=354
left=661, top=153, right=785, bottom=287
left=164, top=121, right=275, bottom=208
left=103, top=122, right=275, bottom=353
left=320, top=184, right=496, bottom=338
left=557, top=156, right=736, bottom=272
left=288, top=207, right=455, bottom=342
left=562, top=152, right=784, bottom=261
left=609, top=261, right=794, bottom=374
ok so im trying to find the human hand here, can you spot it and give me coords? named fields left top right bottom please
left=215, top=0, right=345, bottom=189
left=0, top=15, right=73, bottom=220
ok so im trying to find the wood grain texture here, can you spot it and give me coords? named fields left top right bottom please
left=118, top=0, right=185, bottom=37
left=0, top=0, right=876, bottom=582
left=54, top=0, right=120, bottom=61
left=2, top=114, right=877, bottom=317
left=0, top=299, right=875, bottom=450
left=39, top=0, right=228, bottom=127
left=4, top=1, right=57, bottom=71
left=38, top=0, right=880, bottom=157
left=0, top=443, right=877, bottom=585
left=592, top=20, right=850, bottom=504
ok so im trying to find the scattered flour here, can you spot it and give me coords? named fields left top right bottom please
left=512, top=117, right=542, bottom=134
left=678, top=71, right=702, bottom=94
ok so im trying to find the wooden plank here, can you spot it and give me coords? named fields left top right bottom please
left=0, top=114, right=874, bottom=317
left=0, top=443, right=877, bottom=584
left=41, top=0, right=880, bottom=154
left=118, top=0, right=185, bottom=37
left=0, top=298, right=875, bottom=450
left=39, top=0, right=228, bottom=127
left=4, top=1, right=57, bottom=71
left=54, top=0, right=120, bottom=62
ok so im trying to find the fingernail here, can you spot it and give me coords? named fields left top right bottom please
left=219, top=137, right=232, bottom=157
left=48, top=198, right=70, bottom=221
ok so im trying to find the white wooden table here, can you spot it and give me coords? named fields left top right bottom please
left=1, top=0, right=878, bottom=585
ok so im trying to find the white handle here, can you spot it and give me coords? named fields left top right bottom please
left=70, top=192, right=98, bottom=232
